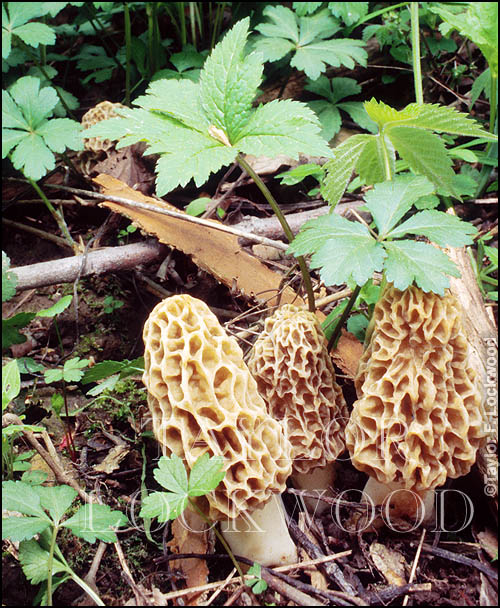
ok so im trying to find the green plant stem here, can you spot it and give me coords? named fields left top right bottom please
left=46, top=524, right=59, bottom=605
left=27, top=178, right=77, bottom=252
left=124, top=3, right=131, bottom=106
left=411, top=2, right=424, bottom=104
left=327, top=284, right=361, bottom=352
left=188, top=499, right=246, bottom=581
left=236, top=154, right=316, bottom=312
left=379, top=132, right=393, bottom=181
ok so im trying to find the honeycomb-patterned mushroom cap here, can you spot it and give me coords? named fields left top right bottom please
left=248, top=304, right=348, bottom=475
left=345, top=284, right=487, bottom=493
left=81, top=101, right=127, bottom=152
left=143, top=295, right=292, bottom=520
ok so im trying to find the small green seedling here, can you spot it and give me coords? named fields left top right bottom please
left=44, top=357, right=90, bottom=384
left=81, top=356, right=144, bottom=396
left=2, top=478, right=128, bottom=606
left=102, top=295, right=124, bottom=314
left=140, top=453, right=248, bottom=577
left=140, top=453, right=225, bottom=522
left=246, top=562, right=268, bottom=594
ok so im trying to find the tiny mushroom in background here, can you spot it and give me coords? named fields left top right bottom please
left=248, top=304, right=349, bottom=515
left=142, top=294, right=297, bottom=567
left=345, top=284, right=488, bottom=524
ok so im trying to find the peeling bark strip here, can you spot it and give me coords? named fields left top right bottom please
left=12, top=240, right=165, bottom=290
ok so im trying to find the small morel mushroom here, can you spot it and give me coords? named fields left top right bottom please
left=248, top=304, right=349, bottom=514
left=142, top=294, right=297, bottom=566
left=345, top=284, right=487, bottom=523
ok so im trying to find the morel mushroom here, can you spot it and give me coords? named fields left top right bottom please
left=345, top=284, right=487, bottom=522
left=142, top=294, right=297, bottom=566
left=248, top=304, right=348, bottom=514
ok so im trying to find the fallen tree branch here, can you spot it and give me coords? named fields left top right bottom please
left=11, top=239, right=166, bottom=291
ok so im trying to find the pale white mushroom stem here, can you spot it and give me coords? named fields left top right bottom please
left=292, top=463, right=337, bottom=516
left=219, top=493, right=298, bottom=567
left=362, top=477, right=436, bottom=525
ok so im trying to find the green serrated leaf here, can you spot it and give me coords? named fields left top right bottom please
left=199, top=18, right=263, bottom=142
left=292, top=39, right=367, bottom=80
left=402, top=103, right=497, bottom=140
left=364, top=175, right=436, bottom=237
left=8, top=76, right=58, bottom=128
left=356, top=135, right=394, bottom=185
left=384, top=240, right=460, bottom=295
left=364, top=98, right=419, bottom=127
left=139, top=491, right=188, bottom=522
left=19, top=539, right=68, bottom=584
left=38, top=118, right=83, bottom=153
left=387, top=126, right=458, bottom=198
left=10, top=133, right=56, bottom=181
left=329, top=2, right=369, bottom=26
left=236, top=99, right=331, bottom=159
left=1, top=516, right=50, bottom=542
left=2, top=311, right=36, bottom=349
left=62, top=503, right=127, bottom=543
left=288, top=213, right=386, bottom=286
left=135, top=78, right=208, bottom=132
left=256, top=5, right=300, bottom=44
left=33, top=485, right=77, bottom=525
left=2, top=480, right=49, bottom=519
left=154, top=454, right=189, bottom=494
left=188, top=453, right=225, bottom=497
left=321, top=134, right=371, bottom=207
left=388, top=209, right=477, bottom=246
left=307, top=100, right=341, bottom=141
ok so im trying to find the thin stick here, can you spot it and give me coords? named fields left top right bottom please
left=154, top=551, right=352, bottom=602
left=402, top=528, right=426, bottom=606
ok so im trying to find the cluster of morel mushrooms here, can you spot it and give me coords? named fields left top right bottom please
left=142, top=284, right=487, bottom=567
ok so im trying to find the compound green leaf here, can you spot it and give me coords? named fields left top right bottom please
left=288, top=213, right=386, bottom=286
left=321, top=134, right=371, bottom=207
left=387, top=126, right=458, bottom=198
left=307, top=100, right=341, bottom=141
left=388, top=209, right=477, bottom=246
left=384, top=240, right=460, bottom=295
left=364, top=175, right=435, bottom=237
left=236, top=99, right=331, bottom=159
